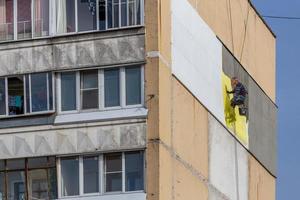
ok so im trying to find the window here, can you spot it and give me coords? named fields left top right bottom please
left=125, top=151, right=144, bottom=191
left=126, top=67, right=141, bottom=105
left=56, top=0, right=76, bottom=34
left=0, top=0, right=14, bottom=41
left=77, top=0, right=97, bottom=32
left=0, top=72, right=53, bottom=117
left=99, top=0, right=106, bottom=30
left=104, top=68, right=120, bottom=107
left=0, top=0, right=144, bottom=41
left=80, top=70, right=99, bottom=109
left=59, top=66, right=143, bottom=113
left=34, top=0, right=50, bottom=37
left=58, top=151, right=144, bottom=197
left=0, top=157, right=57, bottom=200
left=17, top=0, right=32, bottom=39
left=61, top=72, right=77, bottom=112
left=83, top=156, right=99, bottom=194
left=31, top=73, right=48, bottom=112
left=8, top=76, right=24, bottom=115
left=0, top=78, right=6, bottom=115
left=104, top=153, right=122, bottom=192
left=60, top=157, right=79, bottom=196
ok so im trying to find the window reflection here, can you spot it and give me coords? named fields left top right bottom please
left=8, top=76, right=24, bottom=116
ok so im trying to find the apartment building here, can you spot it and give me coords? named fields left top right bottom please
left=0, top=0, right=276, bottom=200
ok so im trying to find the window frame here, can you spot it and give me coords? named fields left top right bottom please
left=57, top=151, right=145, bottom=198
left=0, top=72, right=55, bottom=118
left=0, top=0, right=144, bottom=42
left=0, top=157, right=57, bottom=200
left=57, top=66, right=144, bottom=114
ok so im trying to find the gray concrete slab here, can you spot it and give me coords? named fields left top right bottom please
left=222, top=46, right=277, bottom=176
left=0, top=28, right=145, bottom=76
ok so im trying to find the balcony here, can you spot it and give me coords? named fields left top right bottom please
left=0, top=0, right=144, bottom=43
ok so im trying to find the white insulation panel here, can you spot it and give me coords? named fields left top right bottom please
left=171, top=0, right=224, bottom=123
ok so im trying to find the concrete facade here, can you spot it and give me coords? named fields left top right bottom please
left=0, top=0, right=276, bottom=199
left=0, top=28, right=145, bottom=76
left=144, top=0, right=276, bottom=200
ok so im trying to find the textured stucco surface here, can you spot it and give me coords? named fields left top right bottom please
left=208, top=114, right=248, bottom=200
left=249, top=156, right=276, bottom=200
left=0, top=121, right=146, bottom=159
left=222, top=47, right=277, bottom=176
left=0, top=28, right=145, bottom=76
left=187, top=0, right=276, bottom=101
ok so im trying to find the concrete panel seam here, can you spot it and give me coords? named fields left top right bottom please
left=146, top=51, right=171, bottom=68
left=148, top=139, right=230, bottom=200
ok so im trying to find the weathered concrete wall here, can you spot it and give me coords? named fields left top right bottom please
left=223, top=47, right=277, bottom=176
left=248, top=80, right=277, bottom=176
left=187, top=0, right=276, bottom=101
left=208, top=114, right=248, bottom=200
left=0, top=120, right=146, bottom=159
left=0, top=28, right=145, bottom=76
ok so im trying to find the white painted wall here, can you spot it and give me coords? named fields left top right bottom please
left=208, top=115, right=248, bottom=200
left=171, top=0, right=225, bottom=123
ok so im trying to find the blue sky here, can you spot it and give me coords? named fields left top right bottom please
left=252, top=0, right=300, bottom=199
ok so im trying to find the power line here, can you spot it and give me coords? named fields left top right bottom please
left=262, top=15, right=300, bottom=20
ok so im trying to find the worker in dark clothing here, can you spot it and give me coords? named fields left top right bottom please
left=227, top=77, right=248, bottom=115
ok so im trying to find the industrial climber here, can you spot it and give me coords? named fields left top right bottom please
left=227, top=77, right=248, bottom=116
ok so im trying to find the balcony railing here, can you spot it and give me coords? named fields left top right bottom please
left=0, top=23, right=14, bottom=41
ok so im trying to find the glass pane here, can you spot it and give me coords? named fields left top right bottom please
left=8, top=76, right=24, bottom=115
left=7, top=159, right=25, bottom=170
left=113, top=0, right=119, bottom=27
left=106, top=173, right=122, bottom=192
left=136, top=0, right=141, bottom=24
left=81, top=70, right=98, bottom=109
left=0, top=78, right=6, bottom=115
left=0, top=160, right=5, bottom=171
left=126, top=67, right=141, bottom=105
left=17, top=0, right=32, bottom=39
left=125, top=151, right=144, bottom=191
left=105, top=153, right=122, bottom=172
left=34, top=0, right=49, bottom=37
left=128, top=0, right=135, bottom=25
left=7, top=171, right=26, bottom=200
left=61, top=72, right=77, bottom=111
left=56, top=0, right=75, bottom=34
left=107, top=0, right=112, bottom=28
left=48, top=73, right=53, bottom=110
left=28, top=169, right=49, bottom=199
left=48, top=168, right=58, bottom=199
left=83, top=156, right=99, bottom=194
left=61, top=157, right=79, bottom=196
left=0, top=172, right=5, bottom=199
left=81, top=70, right=98, bottom=89
left=104, top=69, right=120, bottom=107
left=0, top=0, right=14, bottom=41
left=99, top=0, right=106, bottom=30
left=82, top=90, right=98, bottom=109
left=121, top=0, right=127, bottom=26
left=25, top=75, right=30, bottom=113
left=28, top=157, right=48, bottom=169
left=31, top=73, right=48, bottom=112
left=77, top=0, right=97, bottom=32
